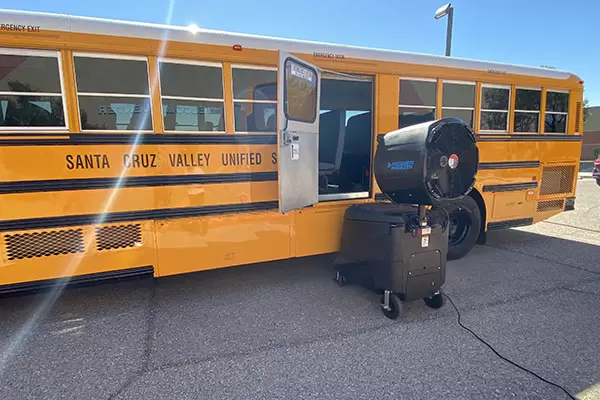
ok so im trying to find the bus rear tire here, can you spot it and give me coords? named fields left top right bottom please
left=445, top=195, right=481, bottom=261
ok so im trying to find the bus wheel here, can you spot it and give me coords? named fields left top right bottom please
left=445, top=195, right=481, bottom=260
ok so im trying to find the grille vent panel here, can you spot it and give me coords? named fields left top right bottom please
left=540, top=165, right=575, bottom=195
left=537, top=199, right=564, bottom=212
left=95, top=224, right=142, bottom=252
left=5, top=229, right=84, bottom=260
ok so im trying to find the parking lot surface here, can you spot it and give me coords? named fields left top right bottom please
left=1, top=179, right=599, bottom=400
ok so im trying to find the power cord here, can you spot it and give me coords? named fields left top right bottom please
left=443, top=293, right=578, bottom=400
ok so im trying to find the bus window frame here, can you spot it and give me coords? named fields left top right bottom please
left=157, top=57, right=226, bottom=134
left=0, top=47, right=69, bottom=132
left=479, top=83, right=511, bottom=134
left=544, top=88, right=569, bottom=135
left=231, top=63, right=278, bottom=134
left=513, top=86, right=542, bottom=134
left=441, top=79, right=476, bottom=127
left=398, top=76, right=437, bottom=128
left=72, top=52, right=154, bottom=133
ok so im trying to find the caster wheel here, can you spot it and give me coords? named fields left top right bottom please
left=334, top=271, right=346, bottom=287
left=380, top=293, right=401, bottom=320
left=423, top=293, right=445, bottom=309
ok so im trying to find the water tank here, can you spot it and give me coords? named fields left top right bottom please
left=374, top=118, right=479, bottom=206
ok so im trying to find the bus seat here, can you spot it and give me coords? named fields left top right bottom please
left=319, top=109, right=346, bottom=173
left=79, top=97, right=117, bottom=130
left=343, top=112, right=372, bottom=155
left=266, top=114, right=276, bottom=132
left=339, top=112, right=372, bottom=191
left=163, top=102, right=176, bottom=131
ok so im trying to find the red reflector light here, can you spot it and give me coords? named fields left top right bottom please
left=233, top=44, right=242, bottom=51
left=579, top=80, right=584, bottom=84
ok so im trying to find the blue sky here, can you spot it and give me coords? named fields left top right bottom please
left=14, top=0, right=600, bottom=105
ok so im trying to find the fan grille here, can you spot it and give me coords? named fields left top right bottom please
left=427, top=123, right=478, bottom=199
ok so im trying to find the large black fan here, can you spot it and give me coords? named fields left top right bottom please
left=374, top=118, right=479, bottom=206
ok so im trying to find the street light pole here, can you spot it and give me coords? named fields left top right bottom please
left=434, top=3, right=454, bottom=57
left=445, top=6, right=453, bottom=56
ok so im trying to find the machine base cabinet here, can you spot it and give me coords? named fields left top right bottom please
left=334, top=203, right=448, bottom=319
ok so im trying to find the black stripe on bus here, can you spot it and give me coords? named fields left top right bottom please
left=478, top=161, right=541, bottom=170
left=377, top=134, right=581, bottom=143
left=475, top=134, right=582, bottom=142
left=482, top=182, right=538, bottom=192
left=0, top=133, right=278, bottom=146
left=0, top=266, right=154, bottom=296
left=487, top=217, right=534, bottom=230
left=0, top=172, right=278, bottom=195
left=0, top=201, right=279, bottom=232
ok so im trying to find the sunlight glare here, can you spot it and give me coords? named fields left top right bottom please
left=0, top=0, right=177, bottom=378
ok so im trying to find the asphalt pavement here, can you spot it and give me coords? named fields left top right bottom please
left=1, top=179, right=599, bottom=400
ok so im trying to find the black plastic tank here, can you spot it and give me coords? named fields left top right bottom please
left=374, top=118, right=478, bottom=206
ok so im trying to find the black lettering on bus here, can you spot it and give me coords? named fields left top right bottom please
left=149, top=154, right=157, bottom=168
left=272, top=152, right=277, bottom=164
left=66, top=155, right=74, bottom=170
left=221, top=152, right=262, bottom=166
left=167, top=153, right=211, bottom=168
left=132, top=154, right=140, bottom=168
left=84, top=154, right=94, bottom=169
left=66, top=154, right=111, bottom=169
left=140, top=154, right=150, bottom=168
left=123, top=154, right=131, bottom=168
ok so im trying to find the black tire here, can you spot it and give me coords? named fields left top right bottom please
left=596, top=179, right=600, bottom=187
left=380, top=293, right=401, bottom=320
left=445, top=195, right=481, bottom=261
left=423, top=293, right=445, bottom=309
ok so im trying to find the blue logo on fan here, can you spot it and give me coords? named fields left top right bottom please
left=387, top=160, right=414, bottom=170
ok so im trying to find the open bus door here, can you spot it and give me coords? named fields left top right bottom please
left=277, top=51, right=321, bottom=213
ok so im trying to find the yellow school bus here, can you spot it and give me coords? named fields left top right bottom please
left=0, top=9, right=584, bottom=292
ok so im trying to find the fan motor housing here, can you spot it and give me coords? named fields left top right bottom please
left=374, top=118, right=479, bottom=206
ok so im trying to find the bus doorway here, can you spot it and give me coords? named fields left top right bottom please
left=317, top=74, right=373, bottom=201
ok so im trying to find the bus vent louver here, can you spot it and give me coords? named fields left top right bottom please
left=95, top=224, right=142, bottom=252
left=540, top=165, right=575, bottom=195
left=537, top=199, right=564, bottom=212
left=575, top=102, right=582, bottom=133
left=4, top=229, right=84, bottom=260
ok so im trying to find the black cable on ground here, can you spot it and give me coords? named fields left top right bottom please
left=443, top=293, right=578, bottom=400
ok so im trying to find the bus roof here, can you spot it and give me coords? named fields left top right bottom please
left=0, top=8, right=574, bottom=80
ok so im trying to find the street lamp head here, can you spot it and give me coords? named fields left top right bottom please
left=434, top=3, right=452, bottom=19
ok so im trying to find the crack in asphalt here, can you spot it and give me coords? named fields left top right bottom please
left=484, top=243, right=600, bottom=276
left=562, top=287, right=600, bottom=297
left=542, top=220, right=600, bottom=234
left=107, top=281, right=157, bottom=400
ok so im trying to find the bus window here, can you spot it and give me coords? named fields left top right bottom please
left=159, top=60, right=225, bottom=132
left=442, top=81, right=475, bottom=127
left=319, top=76, right=372, bottom=198
left=232, top=66, right=277, bottom=133
left=0, top=50, right=66, bottom=129
left=74, top=55, right=152, bottom=131
left=545, top=90, right=569, bottom=134
left=480, top=84, right=510, bottom=132
left=398, top=79, right=436, bottom=128
left=514, top=88, right=541, bottom=133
